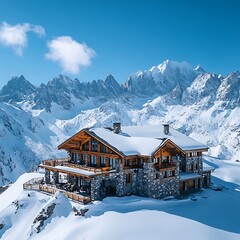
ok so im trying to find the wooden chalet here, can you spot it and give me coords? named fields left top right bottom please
left=37, top=123, right=213, bottom=203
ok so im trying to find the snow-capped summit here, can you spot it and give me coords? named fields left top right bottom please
left=216, top=71, right=240, bottom=108
left=125, top=60, right=197, bottom=97
left=0, top=75, right=36, bottom=103
left=194, top=65, right=206, bottom=74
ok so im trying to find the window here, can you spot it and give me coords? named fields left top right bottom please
left=109, top=158, right=116, bottom=168
left=162, top=156, right=168, bottom=167
left=126, top=173, right=131, bottom=183
left=162, top=156, right=168, bottom=163
left=100, top=157, right=106, bottom=166
left=153, top=158, right=159, bottom=164
left=195, top=163, right=198, bottom=170
left=90, top=155, right=97, bottom=166
left=82, top=142, right=89, bottom=151
left=81, top=154, right=87, bottom=165
left=71, top=153, right=78, bottom=163
left=192, top=152, right=197, bottom=157
left=163, top=170, right=175, bottom=178
left=92, top=139, right=98, bottom=152
left=125, top=159, right=130, bottom=166
left=101, top=145, right=106, bottom=153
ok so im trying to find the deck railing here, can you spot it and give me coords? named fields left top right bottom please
left=41, top=158, right=111, bottom=173
left=23, top=177, right=91, bottom=204
left=42, top=157, right=70, bottom=167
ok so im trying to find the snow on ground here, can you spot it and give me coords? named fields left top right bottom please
left=0, top=172, right=43, bottom=213
left=0, top=156, right=240, bottom=240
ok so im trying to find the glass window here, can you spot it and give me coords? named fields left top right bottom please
left=100, top=157, right=106, bottom=166
left=101, top=145, right=106, bottom=153
left=90, top=155, right=97, bottom=166
left=153, top=158, right=159, bottom=164
left=109, top=158, right=116, bottom=168
left=82, top=141, right=89, bottom=151
left=92, top=139, right=98, bottom=152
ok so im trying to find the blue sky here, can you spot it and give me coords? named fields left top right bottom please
left=0, top=0, right=240, bottom=88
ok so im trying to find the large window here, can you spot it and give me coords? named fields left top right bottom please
left=125, top=159, right=130, bottom=166
left=81, top=154, right=87, bottom=165
left=109, top=158, right=116, bottom=169
left=82, top=142, right=89, bottom=151
left=90, top=155, right=97, bottom=166
left=162, top=156, right=168, bottom=167
left=100, top=157, right=106, bottom=166
left=101, top=145, right=106, bottom=153
left=71, top=153, right=78, bottom=163
left=153, top=158, right=159, bottom=164
left=92, top=139, right=98, bottom=152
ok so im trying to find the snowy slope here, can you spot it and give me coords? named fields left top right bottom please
left=0, top=157, right=240, bottom=240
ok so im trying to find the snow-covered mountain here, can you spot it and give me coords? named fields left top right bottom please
left=124, top=60, right=197, bottom=96
left=0, top=60, right=239, bottom=185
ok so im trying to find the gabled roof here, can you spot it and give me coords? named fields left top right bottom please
left=58, top=125, right=208, bottom=157
left=88, top=125, right=208, bottom=156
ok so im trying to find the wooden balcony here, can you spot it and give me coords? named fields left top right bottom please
left=155, top=162, right=177, bottom=171
left=23, top=177, right=91, bottom=204
left=42, top=158, right=70, bottom=167
left=41, top=158, right=112, bottom=173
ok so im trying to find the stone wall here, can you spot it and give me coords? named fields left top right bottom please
left=186, top=156, right=203, bottom=174
left=43, top=155, right=207, bottom=201
left=91, top=158, right=182, bottom=200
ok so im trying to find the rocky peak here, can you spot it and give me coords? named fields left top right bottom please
left=125, top=60, right=197, bottom=97
left=0, top=75, right=36, bottom=103
left=216, top=71, right=240, bottom=108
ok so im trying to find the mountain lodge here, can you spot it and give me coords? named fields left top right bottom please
left=31, top=123, right=213, bottom=203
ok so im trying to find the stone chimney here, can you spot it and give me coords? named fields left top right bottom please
left=163, top=124, right=169, bottom=135
left=113, top=122, right=121, bottom=134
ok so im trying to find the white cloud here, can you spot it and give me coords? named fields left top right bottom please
left=0, top=22, right=45, bottom=55
left=45, top=36, right=95, bottom=74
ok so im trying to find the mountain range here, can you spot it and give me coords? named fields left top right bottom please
left=0, top=60, right=239, bottom=185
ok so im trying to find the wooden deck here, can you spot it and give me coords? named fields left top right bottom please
left=41, top=158, right=111, bottom=173
left=23, top=177, right=91, bottom=204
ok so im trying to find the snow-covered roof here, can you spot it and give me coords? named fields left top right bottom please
left=55, top=166, right=98, bottom=176
left=179, top=173, right=201, bottom=180
left=88, top=125, right=208, bottom=156
left=42, top=165, right=116, bottom=177
left=203, top=166, right=215, bottom=172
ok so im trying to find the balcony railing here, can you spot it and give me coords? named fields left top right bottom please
left=42, top=158, right=70, bottom=167
left=41, top=158, right=112, bottom=173
left=154, top=162, right=176, bottom=171
left=23, top=177, right=91, bottom=204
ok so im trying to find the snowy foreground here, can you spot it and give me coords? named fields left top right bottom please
left=0, top=156, right=240, bottom=240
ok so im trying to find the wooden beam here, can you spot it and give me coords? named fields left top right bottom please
left=80, top=150, right=120, bottom=158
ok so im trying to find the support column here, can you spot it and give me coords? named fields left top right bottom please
left=106, top=157, right=110, bottom=167
left=86, top=155, right=90, bottom=166
left=194, top=179, right=198, bottom=189
left=45, top=169, right=50, bottom=184
left=67, top=174, right=74, bottom=184
left=53, top=171, right=59, bottom=184
left=96, top=156, right=100, bottom=167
